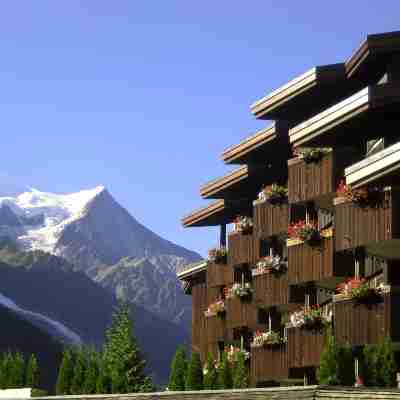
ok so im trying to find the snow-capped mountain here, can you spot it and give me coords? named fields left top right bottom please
left=0, top=186, right=200, bottom=325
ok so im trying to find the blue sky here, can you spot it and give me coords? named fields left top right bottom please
left=0, top=2, right=398, bottom=257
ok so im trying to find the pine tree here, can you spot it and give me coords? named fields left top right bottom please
left=56, top=349, right=74, bottom=395
left=203, top=353, right=217, bottom=390
left=317, top=331, right=338, bottom=385
left=102, top=303, right=152, bottom=393
left=0, top=353, right=5, bottom=389
left=1, top=352, right=13, bottom=388
left=95, top=356, right=110, bottom=394
left=232, top=352, right=249, bottom=389
left=168, top=346, right=187, bottom=391
left=185, top=352, right=203, bottom=391
left=336, top=344, right=354, bottom=386
left=25, top=354, right=39, bottom=388
left=9, top=352, right=25, bottom=388
left=363, top=344, right=378, bottom=386
left=83, top=348, right=99, bottom=394
left=217, top=352, right=232, bottom=390
left=71, top=348, right=86, bottom=395
left=379, top=339, right=396, bottom=387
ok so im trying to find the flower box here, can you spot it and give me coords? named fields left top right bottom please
left=287, top=306, right=331, bottom=331
left=251, top=255, right=287, bottom=276
left=251, top=330, right=286, bottom=348
left=336, top=180, right=381, bottom=207
left=257, top=183, right=288, bottom=205
left=208, top=247, right=227, bottom=264
left=225, top=345, right=250, bottom=363
left=288, top=220, right=321, bottom=245
left=336, top=278, right=385, bottom=305
left=293, top=147, right=331, bottom=164
left=225, top=282, right=253, bottom=299
left=233, top=216, right=253, bottom=234
left=204, top=300, right=226, bottom=318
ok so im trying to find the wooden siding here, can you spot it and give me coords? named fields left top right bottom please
left=334, top=294, right=390, bottom=346
left=253, top=272, right=289, bottom=306
left=287, top=327, right=324, bottom=368
left=228, top=232, right=260, bottom=267
left=288, top=238, right=353, bottom=284
left=250, top=345, right=288, bottom=384
left=226, top=296, right=258, bottom=329
left=207, top=262, right=234, bottom=288
left=206, top=315, right=229, bottom=344
left=335, top=190, right=400, bottom=251
left=253, top=201, right=289, bottom=239
left=288, top=153, right=334, bottom=203
left=192, top=283, right=208, bottom=358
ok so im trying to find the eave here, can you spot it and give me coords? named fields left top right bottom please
left=177, top=260, right=208, bottom=280
left=345, top=141, right=400, bottom=188
left=250, top=64, right=347, bottom=123
left=200, top=165, right=276, bottom=200
left=221, top=122, right=290, bottom=165
left=289, top=83, right=400, bottom=148
left=182, top=199, right=252, bottom=228
left=346, top=31, right=400, bottom=84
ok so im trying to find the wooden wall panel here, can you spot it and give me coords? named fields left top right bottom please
left=253, top=272, right=289, bottom=306
left=207, top=262, right=234, bottom=288
left=228, top=232, right=260, bottom=267
left=191, top=282, right=208, bottom=361
left=335, top=191, right=397, bottom=251
left=287, top=327, right=324, bottom=368
left=250, top=346, right=288, bottom=384
left=334, top=294, right=390, bottom=346
left=226, top=296, right=258, bottom=329
left=253, top=201, right=289, bottom=239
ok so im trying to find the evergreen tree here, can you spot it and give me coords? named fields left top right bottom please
left=217, top=352, right=232, bottom=390
left=232, top=352, right=249, bottom=389
left=380, top=339, right=396, bottom=387
left=25, top=354, right=39, bottom=388
left=9, top=352, right=25, bottom=388
left=1, top=352, right=13, bottom=389
left=185, top=352, right=203, bottom=391
left=71, top=348, right=86, bottom=395
left=317, top=331, right=338, bottom=385
left=168, top=346, right=187, bottom=391
left=56, top=349, right=74, bottom=395
left=203, top=352, right=217, bottom=390
left=83, top=348, right=99, bottom=394
left=95, top=356, right=110, bottom=394
left=363, top=344, right=378, bottom=386
left=102, top=303, right=152, bottom=393
left=0, top=353, right=5, bottom=389
left=336, top=344, right=354, bottom=386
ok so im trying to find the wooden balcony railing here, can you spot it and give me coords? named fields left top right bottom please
left=335, top=190, right=400, bottom=251
left=253, top=271, right=289, bottom=306
left=334, top=293, right=393, bottom=346
left=206, top=314, right=228, bottom=343
left=287, top=327, right=324, bottom=368
left=228, top=231, right=260, bottom=267
left=253, top=200, right=289, bottom=239
left=226, top=296, right=258, bottom=329
left=288, top=236, right=353, bottom=284
left=207, top=262, right=234, bottom=288
left=192, top=282, right=208, bottom=358
left=250, top=345, right=288, bottom=384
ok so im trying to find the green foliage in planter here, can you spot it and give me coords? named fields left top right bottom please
left=185, top=352, right=203, bottom=391
left=203, top=352, right=218, bottom=390
left=168, top=346, right=187, bottom=391
left=232, top=351, right=249, bottom=389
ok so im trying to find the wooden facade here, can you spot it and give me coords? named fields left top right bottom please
left=207, top=262, right=234, bottom=288
left=253, top=201, right=289, bottom=239
left=191, top=282, right=208, bottom=357
left=253, top=271, right=289, bottom=306
left=335, top=190, right=400, bottom=251
left=288, top=237, right=353, bottom=284
left=287, top=328, right=324, bottom=368
left=228, top=231, right=260, bottom=267
left=225, top=296, right=258, bottom=329
left=250, top=345, right=288, bottom=385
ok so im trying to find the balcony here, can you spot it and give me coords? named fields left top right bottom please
left=334, top=189, right=400, bottom=253
left=289, top=84, right=400, bottom=148
left=250, top=345, right=288, bottom=384
left=207, top=262, right=233, bottom=288
left=191, top=282, right=208, bottom=355
left=287, top=327, right=324, bottom=368
left=287, top=234, right=353, bottom=286
left=253, top=199, right=289, bottom=238
left=253, top=269, right=289, bottom=307
left=225, top=295, right=258, bottom=329
left=333, top=291, right=400, bottom=346
left=228, top=231, right=260, bottom=267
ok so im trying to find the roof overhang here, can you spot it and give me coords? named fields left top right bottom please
left=346, top=141, right=400, bottom=188
left=221, top=122, right=290, bottom=165
left=345, top=31, right=400, bottom=84
left=182, top=199, right=252, bottom=227
left=177, top=260, right=208, bottom=280
left=289, top=83, right=400, bottom=148
left=200, top=165, right=277, bottom=200
left=250, top=64, right=348, bottom=123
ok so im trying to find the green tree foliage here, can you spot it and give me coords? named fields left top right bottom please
left=71, top=348, right=86, bottom=395
left=336, top=343, right=354, bottom=386
left=168, top=346, right=187, bottom=391
left=380, top=339, right=397, bottom=387
left=95, top=356, right=111, bottom=394
left=9, top=352, right=25, bottom=388
left=217, top=352, right=232, bottom=390
left=83, top=348, right=99, bottom=394
left=363, top=344, right=378, bottom=386
left=26, top=354, right=39, bottom=388
left=56, top=349, right=74, bottom=395
left=203, top=352, right=218, bottom=390
left=185, top=352, right=203, bottom=391
left=232, top=352, right=249, bottom=389
left=102, top=303, right=153, bottom=393
left=317, top=331, right=338, bottom=385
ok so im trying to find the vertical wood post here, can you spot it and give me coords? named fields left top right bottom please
left=220, top=224, right=226, bottom=248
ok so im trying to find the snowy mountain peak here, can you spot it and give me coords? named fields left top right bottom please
left=0, top=186, right=106, bottom=253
